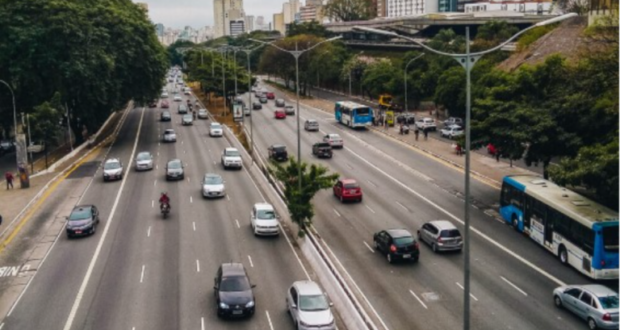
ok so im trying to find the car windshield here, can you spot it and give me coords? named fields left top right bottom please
left=257, top=209, right=276, bottom=220
left=316, top=143, right=331, bottom=148
left=165, top=130, right=174, bottom=134
left=226, top=150, right=240, bottom=157
left=104, top=161, right=120, bottom=170
left=220, top=276, right=251, bottom=292
left=273, top=146, right=286, bottom=152
left=307, top=121, right=317, bottom=125
left=137, top=153, right=151, bottom=161
left=183, top=115, right=192, bottom=120
left=204, top=176, right=223, bottom=185
left=440, top=229, right=461, bottom=238
left=344, top=183, right=359, bottom=189
left=211, top=124, right=222, bottom=129
left=598, top=294, right=619, bottom=309
left=603, top=227, right=619, bottom=252
left=168, top=161, right=182, bottom=169
left=69, top=208, right=91, bottom=221
left=394, top=236, right=414, bottom=246
left=299, top=294, right=330, bottom=311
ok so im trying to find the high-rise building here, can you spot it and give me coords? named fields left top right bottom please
left=273, top=13, right=285, bottom=35
left=386, top=0, right=438, bottom=16
left=306, top=0, right=323, bottom=5
left=155, top=23, right=165, bottom=37
left=214, top=0, right=245, bottom=37
left=230, top=20, right=245, bottom=36
left=245, top=15, right=255, bottom=32
left=299, top=5, right=324, bottom=22
left=375, top=0, right=387, bottom=17
left=438, top=0, right=458, bottom=12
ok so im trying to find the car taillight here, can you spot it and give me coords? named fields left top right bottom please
left=390, top=245, right=397, bottom=253
left=437, top=237, right=443, bottom=243
left=603, top=313, right=612, bottom=321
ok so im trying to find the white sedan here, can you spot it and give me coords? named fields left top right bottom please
left=173, top=95, right=182, bottom=102
left=440, top=125, right=464, bottom=139
left=250, top=203, right=279, bottom=236
left=202, top=173, right=225, bottom=198
left=209, top=122, right=223, bottom=137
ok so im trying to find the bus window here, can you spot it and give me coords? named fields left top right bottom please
left=356, top=107, right=371, bottom=116
left=500, top=184, right=511, bottom=206
left=603, top=227, right=619, bottom=252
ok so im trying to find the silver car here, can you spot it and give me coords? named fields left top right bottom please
left=284, top=105, right=295, bottom=115
left=209, top=122, right=223, bottom=137
left=182, top=114, right=193, bottom=126
left=103, top=158, right=123, bottom=181
left=165, top=159, right=184, bottom=181
left=304, top=119, right=319, bottom=131
left=417, top=220, right=463, bottom=252
left=163, top=129, right=176, bottom=142
left=135, top=151, right=153, bottom=171
left=554, top=284, right=619, bottom=330
left=202, top=173, right=225, bottom=198
left=286, top=281, right=335, bottom=330
left=197, top=109, right=209, bottom=119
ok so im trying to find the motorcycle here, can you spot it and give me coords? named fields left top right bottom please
left=160, top=203, right=170, bottom=219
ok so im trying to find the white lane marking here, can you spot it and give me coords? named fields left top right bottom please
left=248, top=255, right=254, bottom=268
left=192, top=222, right=196, bottom=231
left=157, top=152, right=159, bottom=156
left=235, top=219, right=240, bottom=229
left=196, top=260, right=201, bottom=272
left=158, top=142, right=160, bottom=146
left=213, top=161, right=216, bottom=165
left=501, top=276, right=528, bottom=296
left=365, top=205, right=376, bottom=214
left=333, top=209, right=341, bottom=217
left=409, top=290, right=428, bottom=309
left=346, top=163, right=354, bottom=170
left=456, top=282, right=478, bottom=301
left=396, top=201, right=408, bottom=212
left=151, top=200, right=154, bottom=208
left=265, top=311, right=275, bottom=330
left=147, top=226, right=151, bottom=237
left=201, top=317, right=205, bottom=330
left=187, top=177, right=190, bottom=183
left=343, top=142, right=566, bottom=286
left=190, top=196, right=193, bottom=203
left=367, top=179, right=377, bottom=187
left=208, top=149, right=211, bottom=152
left=153, top=179, right=157, bottom=187
left=140, top=265, right=145, bottom=283
left=63, top=107, right=146, bottom=330
left=181, top=140, right=184, bottom=145
left=226, top=195, right=230, bottom=201
left=363, top=241, right=375, bottom=253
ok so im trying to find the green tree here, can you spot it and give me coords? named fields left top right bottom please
left=30, top=94, right=63, bottom=146
left=361, top=59, right=398, bottom=99
left=322, top=0, right=376, bottom=22
left=270, top=158, right=339, bottom=236
left=287, top=21, right=329, bottom=38
left=434, top=66, right=466, bottom=118
left=168, top=40, right=196, bottom=66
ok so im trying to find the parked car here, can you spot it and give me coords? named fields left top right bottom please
left=210, top=122, right=223, bottom=137
left=178, top=104, right=188, bottom=114
left=197, top=109, right=209, bottom=119
left=418, top=220, right=463, bottom=252
left=252, top=102, right=262, bottom=110
left=202, top=173, right=226, bottom=198
left=284, top=105, right=295, bottom=115
left=259, top=96, right=268, bottom=104
left=163, top=128, right=177, bottom=142
left=135, top=151, right=153, bottom=171
left=304, top=119, right=319, bottom=132
left=182, top=114, right=193, bottom=126
left=415, top=117, right=437, bottom=131
left=103, top=158, right=123, bottom=181
left=323, top=133, right=343, bottom=149
left=266, top=92, right=275, bottom=99
left=214, top=263, right=256, bottom=318
left=553, top=284, right=619, bottom=330
left=268, top=144, right=288, bottom=162
left=160, top=111, right=171, bottom=122
left=66, top=205, right=100, bottom=238
left=275, top=109, right=286, bottom=119
left=333, top=178, right=362, bottom=203
left=312, top=142, right=332, bottom=159
left=286, top=281, right=335, bottom=330
left=0, top=140, right=15, bottom=152
left=397, top=113, right=416, bottom=125
left=444, top=117, right=464, bottom=127
left=250, top=203, right=280, bottom=236
left=373, top=229, right=420, bottom=263
left=275, top=98, right=285, bottom=107
left=165, top=158, right=185, bottom=181
left=221, top=147, right=242, bottom=169
left=173, top=95, right=182, bottom=102
left=440, top=125, right=464, bottom=139
left=161, top=100, right=170, bottom=108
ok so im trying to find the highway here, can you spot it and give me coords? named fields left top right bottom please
left=1, top=82, right=312, bottom=330
left=245, top=79, right=605, bottom=330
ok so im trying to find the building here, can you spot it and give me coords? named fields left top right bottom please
left=464, top=1, right=551, bottom=14
left=273, top=13, right=285, bottom=34
left=438, top=0, right=457, bottom=12
left=155, top=23, right=164, bottom=37
left=299, top=5, right=324, bottom=22
left=306, top=0, right=323, bottom=5
left=214, top=0, right=245, bottom=37
left=375, top=0, right=387, bottom=17
left=589, top=0, right=619, bottom=25
left=386, top=0, right=438, bottom=16
left=230, top=20, right=245, bottom=36
left=282, top=0, right=301, bottom=24
left=245, top=15, right=255, bottom=32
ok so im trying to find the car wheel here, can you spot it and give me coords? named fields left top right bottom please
left=553, top=295, right=562, bottom=308
left=511, top=215, right=519, bottom=231
left=587, top=318, right=597, bottom=330
left=558, top=246, right=568, bottom=265
left=91, top=225, right=96, bottom=235
left=358, top=196, right=363, bottom=202
left=386, top=253, right=393, bottom=264
left=339, top=195, right=344, bottom=203
left=432, top=243, right=438, bottom=253
left=374, top=240, right=379, bottom=249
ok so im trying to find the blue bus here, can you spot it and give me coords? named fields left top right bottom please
left=334, top=101, right=373, bottom=129
left=500, top=175, right=618, bottom=279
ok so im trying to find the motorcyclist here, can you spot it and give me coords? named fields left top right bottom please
left=159, top=192, right=170, bottom=211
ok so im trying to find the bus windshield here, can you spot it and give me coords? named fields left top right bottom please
left=603, top=227, right=619, bottom=252
left=355, top=107, right=371, bottom=116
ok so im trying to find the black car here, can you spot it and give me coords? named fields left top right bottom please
left=252, top=102, right=262, bottom=110
left=397, top=113, right=416, bottom=125
left=161, top=111, right=171, bottom=122
left=268, top=144, right=288, bottom=162
left=66, top=205, right=100, bottom=238
left=312, top=142, right=332, bottom=158
left=214, top=263, right=256, bottom=318
left=373, top=229, right=420, bottom=263
left=165, top=159, right=185, bottom=180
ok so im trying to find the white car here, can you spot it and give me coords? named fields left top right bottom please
left=197, top=109, right=209, bottom=119
left=221, top=148, right=242, bottom=169
left=160, top=92, right=169, bottom=99
left=323, top=133, right=343, bottom=149
left=134, top=151, right=153, bottom=171
left=286, top=281, right=335, bottom=330
left=183, top=88, right=191, bottom=95
left=440, top=125, right=464, bottom=139
left=163, top=129, right=177, bottom=142
left=209, top=122, right=223, bottom=137
left=202, top=173, right=225, bottom=198
left=182, top=114, right=193, bottom=126
left=416, top=117, right=437, bottom=131
left=173, top=95, right=182, bottom=102
left=250, top=203, right=279, bottom=236
left=103, top=158, right=123, bottom=182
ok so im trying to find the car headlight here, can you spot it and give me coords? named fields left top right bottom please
left=299, top=319, right=312, bottom=327
left=245, top=301, right=254, bottom=308
left=219, top=302, right=229, bottom=309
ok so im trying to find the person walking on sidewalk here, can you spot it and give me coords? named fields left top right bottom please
left=423, top=127, right=429, bottom=141
left=5, top=171, right=14, bottom=190
left=414, top=126, right=419, bottom=141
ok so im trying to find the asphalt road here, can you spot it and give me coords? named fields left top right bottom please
left=2, top=83, right=311, bottom=330
left=244, top=79, right=607, bottom=330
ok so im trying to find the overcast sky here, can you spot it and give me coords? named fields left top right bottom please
left=133, top=0, right=287, bottom=30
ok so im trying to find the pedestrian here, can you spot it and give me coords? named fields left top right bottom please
left=456, top=144, right=462, bottom=156
left=423, top=127, right=428, bottom=141
left=414, top=126, right=419, bottom=141
left=5, top=171, right=14, bottom=190
left=495, top=149, right=501, bottom=162
left=384, top=118, right=388, bottom=129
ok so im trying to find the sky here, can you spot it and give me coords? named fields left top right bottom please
left=133, top=0, right=286, bottom=30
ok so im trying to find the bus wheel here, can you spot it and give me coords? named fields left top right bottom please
left=558, top=246, right=568, bottom=265
left=511, top=215, right=519, bottom=231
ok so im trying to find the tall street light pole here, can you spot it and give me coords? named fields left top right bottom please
left=354, top=13, right=576, bottom=330
left=238, top=44, right=266, bottom=164
left=0, top=80, right=18, bottom=172
left=404, top=53, right=424, bottom=113
left=250, top=36, right=342, bottom=203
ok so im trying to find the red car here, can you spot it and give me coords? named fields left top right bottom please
left=161, top=100, right=169, bottom=108
left=333, top=178, right=363, bottom=203
left=266, top=92, right=275, bottom=100
left=275, top=109, right=286, bottom=119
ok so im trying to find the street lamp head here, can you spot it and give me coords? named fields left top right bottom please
left=352, top=26, right=398, bottom=37
left=326, top=35, right=343, bottom=42
left=534, top=13, right=578, bottom=27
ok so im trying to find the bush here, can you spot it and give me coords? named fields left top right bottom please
left=516, top=24, right=558, bottom=51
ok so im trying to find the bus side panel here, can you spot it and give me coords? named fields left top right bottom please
left=499, top=205, right=523, bottom=227
left=335, top=109, right=342, bottom=122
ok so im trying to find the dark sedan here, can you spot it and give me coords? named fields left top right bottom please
left=252, top=102, right=262, bottom=110
left=268, top=144, right=288, bottom=162
left=161, top=111, right=171, bottom=122
left=165, top=159, right=185, bottom=181
left=214, top=263, right=256, bottom=318
left=66, top=205, right=100, bottom=238
left=373, top=229, right=420, bottom=263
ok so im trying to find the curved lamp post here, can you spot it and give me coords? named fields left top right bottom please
left=354, top=12, right=576, bottom=330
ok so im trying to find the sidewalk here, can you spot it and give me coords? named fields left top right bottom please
left=264, top=80, right=540, bottom=188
